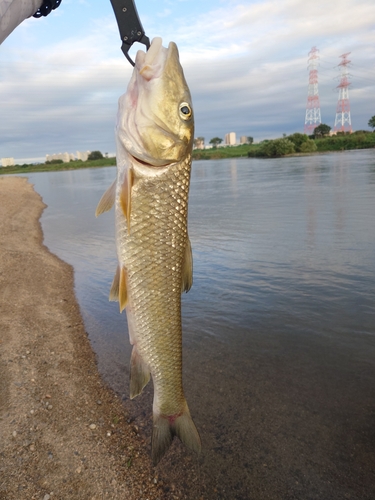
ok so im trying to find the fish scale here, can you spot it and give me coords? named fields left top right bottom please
left=118, top=158, right=191, bottom=418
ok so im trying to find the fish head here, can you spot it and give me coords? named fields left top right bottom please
left=117, top=37, right=194, bottom=168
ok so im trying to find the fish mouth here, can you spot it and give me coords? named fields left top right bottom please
left=135, top=37, right=169, bottom=81
left=131, top=155, right=153, bottom=167
left=129, top=153, right=173, bottom=169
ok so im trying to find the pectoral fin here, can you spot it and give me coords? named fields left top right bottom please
left=109, top=265, right=128, bottom=312
left=181, top=236, right=193, bottom=293
left=120, top=169, right=134, bottom=234
left=95, top=179, right=116, bottom=217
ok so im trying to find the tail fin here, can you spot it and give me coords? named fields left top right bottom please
left=151, top=404, right=201, bottom=465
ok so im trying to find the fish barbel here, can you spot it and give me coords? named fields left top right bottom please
left=96, top=37, right=200, bottom=464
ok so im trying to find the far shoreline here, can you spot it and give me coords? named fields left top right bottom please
left=1, top=142, right=374, bottom=176
left=0, top=156, right=117, bottom=176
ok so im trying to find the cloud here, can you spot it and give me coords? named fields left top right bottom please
left=175, top=0, right=375, bottom=139
left=157, top=9, right=172, bottom=18
left=0, top=0, right=374, bottom=161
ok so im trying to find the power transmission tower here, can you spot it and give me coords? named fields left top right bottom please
left=304, top=47, right=322, bottom=135
left=334, top=53, right=352, bottom=133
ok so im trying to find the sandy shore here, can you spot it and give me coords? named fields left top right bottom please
left=0, top=177, right=191, bottom=499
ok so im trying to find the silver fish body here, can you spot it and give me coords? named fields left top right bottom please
left=96, top=37, right=200, bottom=464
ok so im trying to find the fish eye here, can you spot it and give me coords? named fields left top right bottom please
left=179, top=102, right=192, bottom=120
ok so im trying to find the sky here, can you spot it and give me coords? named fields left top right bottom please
left=1, top=0, right=374, bottom=163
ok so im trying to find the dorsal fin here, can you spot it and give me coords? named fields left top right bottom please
left=120, top=169, right=134, bottom=234
left=95, top=179, right=116, bottom=217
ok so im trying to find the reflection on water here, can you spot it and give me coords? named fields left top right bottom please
left=27, top=149, right=375, bottom=499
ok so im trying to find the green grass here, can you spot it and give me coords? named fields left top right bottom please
left=0, top=157, right=116, bottom=175
left=314, top=132, right=375, bottom=152
left=192, top=143, right=254, bottom=160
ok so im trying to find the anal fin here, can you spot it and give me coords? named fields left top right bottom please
left=109, top=265, right=120, bottom=302
left=130, top=346, right=150, bottom=399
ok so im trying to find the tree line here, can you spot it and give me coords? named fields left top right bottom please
left=195, top=116, right=375, bottom=156
left=249, top=122, right=375, bottom=158
left=194, top=137, right=254, bottom=148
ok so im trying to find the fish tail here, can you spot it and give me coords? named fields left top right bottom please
left=152, top=403, right=201, bottom=465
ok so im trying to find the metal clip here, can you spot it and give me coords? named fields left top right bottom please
left=110, top=0, right=150, bottom=66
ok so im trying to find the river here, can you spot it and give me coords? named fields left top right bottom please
left=26, top=149, right=375, bottom=499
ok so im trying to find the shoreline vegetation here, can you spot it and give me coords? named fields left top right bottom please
left=193, top=130, right=375, bottom=160
left=0, top=156, right=117, bottom=175
left=2, top=131, right=375, bottom=175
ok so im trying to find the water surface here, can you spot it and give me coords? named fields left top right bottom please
left=27, top=150, right=375, bottom=499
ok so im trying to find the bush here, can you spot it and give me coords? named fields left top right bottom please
left=46, top=159, right=63, bottom=164
left=88, top=150, right=104, bottom=160
left=314, top=124, right=331, bottom=137
left=314, top=132, right=375, bottom=151
left=355, top=133, right=366, bottom=143
left=335, top=131, right=347, bottom=136
left=287, top=133, right=309, bottom=151
left=260, top=138, right=295, bottom=157
left=299, top=139, right=317, bottom=153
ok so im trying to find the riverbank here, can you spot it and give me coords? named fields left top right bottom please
left=0, top=157, right=117, bottom=176
left=0, top=177, right=191, bottom=499
left=2, top=133, right=374, bottom=175
left=193, top=132, right=375, bottom=160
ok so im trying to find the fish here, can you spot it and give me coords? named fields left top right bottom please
left=96, top=37, right=201, bottom=465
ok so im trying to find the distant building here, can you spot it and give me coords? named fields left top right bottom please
left=1, top=157, right=15, bottom=167
left=194, top=138, right=205, bottom=150
left=240, top=136, right=249, bottom=144
left=224, top=132, right=236, bottom=145
left=46, top=153, right=67, bottom=162
left=46, top=151, right=91, bottom=163
left=76, top=151, right=91, bottom=162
